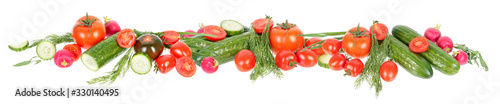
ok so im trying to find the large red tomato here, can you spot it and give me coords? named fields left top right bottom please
left=269, top=21, right=304, bottom=54
left=341, top=26, right=372, bottom=58
left=72, top=13, right=106, bottom=49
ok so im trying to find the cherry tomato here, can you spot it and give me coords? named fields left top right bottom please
left=204, top=25, right=227, bottom=42
left=370, top=21, right=388, bottom=40
left=63, top=44, right=81, bottom=62
left=380, top=60, right=398, bottom=82
left=322, top=38, right=342, bottom=56
left=117, top=28, right=136, bottom=48
left=161, top=30, right=180, bottom=45
left=342, top=26, right=371, bottom=58
left=72, top=13, right=106, bottom=49
left=296, top=49, right=318, bottom=67
left=345, top=59, right=364, bottom=77
left=234, top=50, right=256, bottom=72
left=409, top=36, right=429, bottom=53
left=269, top=21, right=304, bottom=54
left=329, top=54, right=346, bottom=71
left=275, top=50, right=298, bottom=71
left=170, top=41, right=192, bottom=59
left=252, top=16, right=274, bottom=34
left=155, top=54, right=176, bottom=74
left=176, top=57, right=196, bottom=77
left=134, top=34, right=164, bottom=60
left=305, top=38, right=325, bottom=56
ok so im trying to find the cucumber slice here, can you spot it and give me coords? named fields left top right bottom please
left=36, top=41, right=56, bottom=60
left=130, top=52, right=151, bottom=75
left=8, top=41, right=29, bottom=52
left=220, top=20, right=244, bottom=36
left=318, top=54, right=332, bottom=69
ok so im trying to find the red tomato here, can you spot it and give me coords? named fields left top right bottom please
left=234, top=50, right=256, bottom=72
left=161, top=30, right=180, bottom=45
left=116, top=28, right=136, bottom=48
left=370, top=21, right=388, bottom=40
left=329, top=54, right=346, bottom=71
left=204, top=25, right=227, bottom=42
left=409, top=36, right=429, bottom=53
left=305, top=38, right=325, bottom=56
left=380, top=60, right=398, bottom=82
left=252, top=16, right=274, bottom=34
left=72, top=13, right=106, bottom=49
left=322, top=38, right=342, bottom=56
left=63, top=44, right=81, bottom=62
left=170, top=41, right=192, bottom=59
left=275, top=51, right=298, bottom=71
left=345, top=59, right=364, bottom=77
left=176, top=57, right=196, bottom=77
left=269, top=21, right=304, bottom=54
left=155, top=54, right=176, bottom=74
left=342, top=26, right=372, bottom=58
left=296, top=49, right=318, bottom=67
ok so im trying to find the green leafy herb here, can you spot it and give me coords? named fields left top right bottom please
left=13, top=56, right=42, bottom=67
left=88, top=48, right=134, bottom=85
left=454, top=44, right=488, bottom=71
left=249, top=18, right=283, bottom=81
left=354, top=33, right=389, bottom=97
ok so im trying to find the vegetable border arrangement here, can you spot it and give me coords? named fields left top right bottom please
left=8, top=13, right=489, bottom=97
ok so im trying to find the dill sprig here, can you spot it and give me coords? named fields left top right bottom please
left=249, top=18, right=283, bottom=81
left=353, top=33, right=390, bottom=97
left=87, top=48, right=134, bottom=85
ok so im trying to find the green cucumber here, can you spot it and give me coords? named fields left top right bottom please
left=9, top=41, right=29, bottom=52
left=192, top=32, right=250, bottom=66
left=130, top=52, right=151, bottom=75
left=392, top=25, right=460, bottom=75
left=220, top=20, right=244, bottom=36
left=317, top=54, right=332, bottom=69
left=387, top=35, right=433, bottom=79
left=81, top=34, right=127, bottom=71
left=36, top=41, right=56, bottom=60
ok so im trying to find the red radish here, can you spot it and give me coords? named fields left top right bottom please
left=201, top=57, right=219, bottom=74
left=454, top=50, right=468, bottom=65
left=54, top=49, right=75, bottom=68
left=104, top=16, right=121, bottom=37
left=197, top=23, right=205, bottom=33
left=437, top=36, right=453, bottom=53
left=183, top=30, right=195, bottom=37
left=161, top=30, right=180, bottom=45
left=424, top=24, right=441, bottom=43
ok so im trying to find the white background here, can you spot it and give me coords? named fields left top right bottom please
left=1, top=0, right=499, bottom=104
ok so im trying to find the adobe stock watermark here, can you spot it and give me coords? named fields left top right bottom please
left=212, top=0, right=243, bottom=20
left=111, top=72, right=167, bottom=104
left=369, top=0, right=408, bottom=25
left=7, top=0, right=69, bottom=44
left=460, top=73, right=499, bottom=104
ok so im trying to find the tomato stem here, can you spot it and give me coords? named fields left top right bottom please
left=276, top=19, right=296, bottom=30
left=373, top=20, right=379, bottom=24
left=74, top=12, right=97, bottom=35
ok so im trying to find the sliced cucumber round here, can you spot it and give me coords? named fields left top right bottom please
left=81, top=53, right=99, bottom=71
left=130, top=52, right=151, bottom=75
left=318, top=54, right=332, bottom=69
left=36, top=41, right=56, bottom=60
left=220, top=20, right=244, bottom=36
left=8, top=41, right=29, bottom=52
